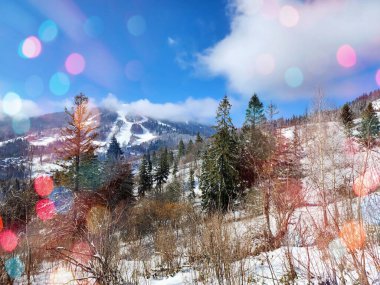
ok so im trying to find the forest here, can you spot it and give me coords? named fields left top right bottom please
left=1, top=90, right=380, bottom=284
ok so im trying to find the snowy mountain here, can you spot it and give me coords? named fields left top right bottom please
left=0, top=108, right=214, bottom=178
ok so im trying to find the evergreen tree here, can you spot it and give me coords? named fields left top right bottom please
left=78, top=153, right=102, bottom=190
left=102, top=160, right=134, bottom=207
left=239, top=94, right=273, bottom=188
left=147, top=151, right=153, bottom=185
left=188, top=165, right=195, bottom=199
left=245, top=94, right=266, bottom=128
left=151, top=151, right=158, bottom=168
left=187, top=139, right=194, bottom=155
left=195, top=132, right=203, bottom=144
left=266, top=102, right=279, bottom=134
left=106, top=136, right=123, bottom=161
left=138, top=153, right=153, bottom=197
left=154, top=148, right=170, bottom=191
left=172, top=159, right=178, bottom=177
left=200, top=96, right=240, bottom=212
left=340, top=103, right=354, bottom=138
left=56, top=93, right=98, bottom=192
left=358, top=103, right=380, bottom=148
left=178, top=139, right=186, bottom=157
left=168, top=150, right=174, bottom=166
left=195, top=132, right=204, bottom=158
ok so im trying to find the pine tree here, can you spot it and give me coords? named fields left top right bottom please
left=239, top=94, right=273, bottom=188
left=151, top=151, right=158, bottom=168
left=56, top=93, right=98, bottom=192
left=340, top=103, right=354, bottom=138
left=78, top=153, right=102, bottom=190
left=168, top=150, right=174, bottom=166
left=245, top=94, right=266, bottom=128
left=187, top=139, right=194, bottom=155
left=195, top=132, right=203, bottom=144
left=194, top=132, right=204, bottom=158
left=147, top=151, right=153, bottom=185
left=188, top=165, right=195, bottom=199
left=102, top=160, right=134, bottom=207
left=266, top=102, right=279, bottom=134
left=172, top=159, right=178, bottom=177
left=200, top=96, right=240, bottom=212
left=106, top=136, right=123, bottom=161
left=138, top=153, right=153, bottom=197
left=154, top=148, right=170, bottom=191
left=358, top=103, right=380, bottom=148
left=178, top=139, right=186, bottom=157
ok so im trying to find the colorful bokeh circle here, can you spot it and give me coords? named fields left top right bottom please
left=0, top=230, right=18, bottom=252
left=34, top=175, right=54, bottom=197
left=36, top=199, right=56, bottom=221
left=38, top=20, right=58, bottom=42
left=49, top=72, right=70, bottom=96
left=19, top=36, right=42, bottom=59
left=285, top=67, right=303, bottom=88
left=339, top=221, right=366, bottom=251
left=127, top=15, right=146, bottom=36
left=49, top=187, right=74, bottom=214
left=337, top=45, right=356, bottom=68
left=65, top=53, right=86, bottom=75
left=5, top=257, right=24, bottom=279
left=279, top=5, right=299, bottom=28
left=2, top=92, right=22, bottom=116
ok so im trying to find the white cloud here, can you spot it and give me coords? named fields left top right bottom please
left=0, top=97, right=43, bottom=120
left=168, top=37, right=178, bottom=46
left=101, top=93, right=219, bottom=123
left=20, top=99, right=44, bottom=117
left=198, top=0, right=380, bottom=100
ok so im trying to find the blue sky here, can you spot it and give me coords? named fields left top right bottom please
left=0, top=0, right=380, bottom=126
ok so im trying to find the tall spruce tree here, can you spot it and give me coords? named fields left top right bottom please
left=239, top=93, right=272, bottom=188
left=187, top=139, right=194, bottom=155
left=138, top=153, right=153, bottom=197
left=195, top=132, right=203, bottom=144
left=106, top=136, right=123, bottom=161
left=172, top=159, right=179, bottom=177
left=200, top=96, right=240, bottom=211
left=358, top=103, right=380, bottom=148
left=154, top=148, right=170, bottom=191
left=188, top=165, right=196, bottom=199
left=178, top=139, right=186, bottom=157
left=340, top=103, right=354, bottom=138
left=245, top=93, right=266, bottom=128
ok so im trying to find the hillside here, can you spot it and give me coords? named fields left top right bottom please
left=0, top=108, right=213, bottom=178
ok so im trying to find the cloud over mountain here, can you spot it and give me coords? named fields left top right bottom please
left=198, top=0, right=380, bottom=100
left=101, top=93, right=219, bottom=123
